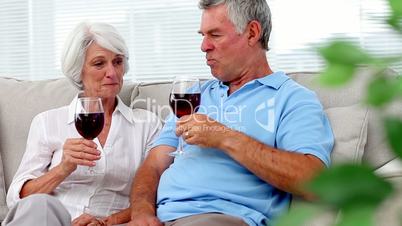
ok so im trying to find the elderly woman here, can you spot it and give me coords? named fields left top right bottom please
left=4, top=22, right=161, bottom=226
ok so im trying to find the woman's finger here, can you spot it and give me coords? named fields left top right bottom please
left=69, top=150, right=101, bottom=161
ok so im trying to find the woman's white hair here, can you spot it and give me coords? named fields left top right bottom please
left=61, top=22, right=129, bottom=89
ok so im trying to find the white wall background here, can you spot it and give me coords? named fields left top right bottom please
left=0, top=0, right=401, bottom=81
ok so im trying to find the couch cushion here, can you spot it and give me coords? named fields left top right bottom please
left=131, top=82, right=172, bottom=121
left=289, top=69, right=399, bottom=169
left=325, top=104, right=369, bottom=164
left=0, top=78, right=78, bottom=192
left=0, top=77, right=76, bottom=220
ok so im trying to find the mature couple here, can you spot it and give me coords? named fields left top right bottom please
left=3, top=0, right=333, bottom=226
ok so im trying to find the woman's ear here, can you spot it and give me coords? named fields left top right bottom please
left=246, top=20, right=262, bottom=47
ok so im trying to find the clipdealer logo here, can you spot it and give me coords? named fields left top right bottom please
left=131, top=96, right=276, bottom=134
left=255, top=97, right=275, bottom=133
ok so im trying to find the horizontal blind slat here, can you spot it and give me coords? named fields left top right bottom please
left=0, top=0, right=400, bottom=81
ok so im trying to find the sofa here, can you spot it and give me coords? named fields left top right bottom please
left=0, top=69, right=402, bottom=225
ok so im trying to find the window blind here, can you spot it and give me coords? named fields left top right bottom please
left=0, top=0, right=400, bottom=81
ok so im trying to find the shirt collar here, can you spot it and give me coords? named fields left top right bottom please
left=68, top=95, right=134, bottom=124
left=213, top=71, right=290, bottom=90
left=255, top=71, right=290, bottom=89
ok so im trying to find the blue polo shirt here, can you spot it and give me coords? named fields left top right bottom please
left=153, top=71, right=334, bottom=226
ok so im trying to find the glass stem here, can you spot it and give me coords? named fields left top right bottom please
left=178, top=137, right=184, bottom=155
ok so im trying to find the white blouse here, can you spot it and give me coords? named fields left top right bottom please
left=6, top=96, right=162, bottom=219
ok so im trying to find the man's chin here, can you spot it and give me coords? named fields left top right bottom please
left=210, top=71, right=230, bottom=82
left=210, top=68, right=221, bottom=79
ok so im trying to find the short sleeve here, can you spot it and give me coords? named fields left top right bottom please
left=151, top=114, right=179, bottom=149
left=276, top=89, right=334, bottom=167
left=144, top=111, right=164, bottom=154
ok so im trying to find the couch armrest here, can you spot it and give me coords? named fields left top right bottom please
left=375, top=158, right=402, bottom=178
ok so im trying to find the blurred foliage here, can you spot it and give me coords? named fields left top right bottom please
left=387, top=0, right=402, bottom=32
left=308, top=164, right=393, bottom=209
left=307, top=165, right=393, bottom=226
left=366, top=75, right=399, bottom=107
left=274, top=0, right=402, bottom=225
left=385, top=117, right=402, bottom=159
left=274, top=203, right=323, bottom=226
left=336, top=206, right=376, bottom=226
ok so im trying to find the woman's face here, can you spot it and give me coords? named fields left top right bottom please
left=81, top=43, right=125, bottom=99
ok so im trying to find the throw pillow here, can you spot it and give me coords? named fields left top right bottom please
left=325, top=104, right=369, bottom=164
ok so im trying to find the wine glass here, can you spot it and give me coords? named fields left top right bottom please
left=74, top=93, right=105, bottom=174
left=169, top=76, right=201, bottom=156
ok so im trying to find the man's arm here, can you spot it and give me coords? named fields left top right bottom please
left=178, top=114, right=325, bottom=199
left=128, top=145, right=175, bottom=226
left=220, top=129, right=324, bottom=199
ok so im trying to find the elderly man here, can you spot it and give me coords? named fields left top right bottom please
left=128, top=0, right=333, bottom=226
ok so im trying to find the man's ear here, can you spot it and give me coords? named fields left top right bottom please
left=246, top=20, right=262, bottom=47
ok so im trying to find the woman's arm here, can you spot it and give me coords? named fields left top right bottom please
left=20, top=138, right=100, bottom=197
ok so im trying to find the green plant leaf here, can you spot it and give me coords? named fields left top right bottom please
left=273, top=203, right=322, bottom=226
left=389, top=0, right=402, bottom=17
left=387, top=0, right=402, bottom=32
left=336, top=206, right=376, bottom=226
left=307, top=164, right=394, bottom=210
left=371, top=55, right=402, bottom=67
left=319, top=41, right=374, bottom=65
left=365, top=76, right=398, bottom=107
left=387, top=15, right=402, bottom=32
left=384, top=117, right=402, bottom=159
left=318, top=64, right=356, bottom=86
left=397, top=76, right=402, bottom=95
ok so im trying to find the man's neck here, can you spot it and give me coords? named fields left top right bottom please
left=226, top=61, right=273, bottom=95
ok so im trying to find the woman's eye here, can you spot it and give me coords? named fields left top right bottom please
left=114, top=59, right=123, bottom=65
left=93, top=61, right=104, bottom=67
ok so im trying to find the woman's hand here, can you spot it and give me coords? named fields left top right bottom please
left=72, top=213, right=106, bottom=226
left=60, top=138, right=100, bottom=174
left=100, top=208, right=131, bottom=225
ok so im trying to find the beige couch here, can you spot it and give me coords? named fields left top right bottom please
left=0, top=69, right=402, bottom=225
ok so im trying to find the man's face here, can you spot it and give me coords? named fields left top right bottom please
left=198, top=4, right=249, bottom=82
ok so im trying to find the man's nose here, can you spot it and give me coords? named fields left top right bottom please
left=201, top=37, right=213, bottom=52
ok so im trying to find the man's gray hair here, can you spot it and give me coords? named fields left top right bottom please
left=60, top=22, right=129, bottom=89
left=199, top=0, right=272, bottom=50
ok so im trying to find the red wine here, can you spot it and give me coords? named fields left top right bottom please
left=75, top=112, right=105, bottom=140
left=169, top=93, right=201, bottom=118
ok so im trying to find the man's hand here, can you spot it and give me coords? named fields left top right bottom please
left=127, top=212, right=163, bottom=226
left=177, top=113, right=231, bottom=149
left=72, top=213, right=106, bottom=226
